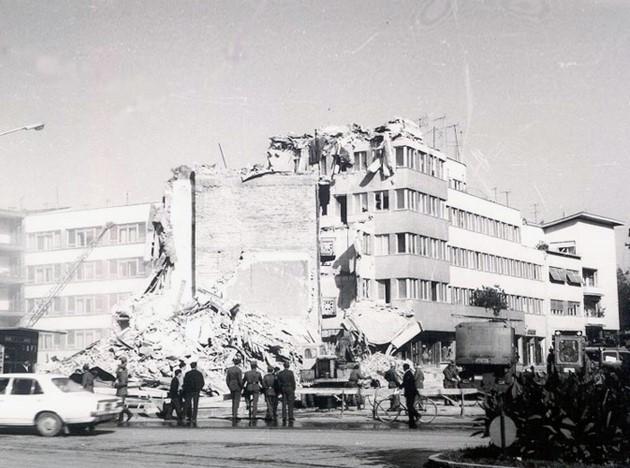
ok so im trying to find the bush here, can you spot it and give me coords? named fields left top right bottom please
left=474, top=368, right=630, bottom=465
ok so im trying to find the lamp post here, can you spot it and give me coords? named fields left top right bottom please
left=0, top=123, right=45, bottom=137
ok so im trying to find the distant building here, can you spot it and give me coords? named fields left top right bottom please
left=0, top=209, right=25, bottom=327
left=22, top=203, right=154, bottom=363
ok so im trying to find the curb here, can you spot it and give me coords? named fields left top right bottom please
left=427, top=453, right=516, bottom=468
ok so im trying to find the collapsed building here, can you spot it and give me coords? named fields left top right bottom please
left=49, top=115, right=621, bottom=385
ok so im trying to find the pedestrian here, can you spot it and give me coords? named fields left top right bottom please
left=399, top=363, right=418, bottom=428
left=226, top=357, right=243, bottom=421
left=81, top=364, right=95, bottom=392
left=384, top=363, right=400, bottom=410
left=17, top=360, right=31, bottom=373
left=277, top=362, right=296, bottom=423
left=115, top=357, right=133, bottom=425
left=242, top=361, right=263, bottom=422
left=546, top=347, right=556, bottom=376
left=348, top=364, right=364, bottom=410
left=168, top=369, right=184, bottom=424
left=442, top=361, right=460, bottom=406
left=421, top=346, right=430, bottom=365
left=183, top=362, right=205, bottom=427
left=262, top=366, right=278, bottom=421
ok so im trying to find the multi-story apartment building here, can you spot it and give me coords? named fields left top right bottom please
left=0, top=209, right=25, bottom=327
left=305, top=118, right=623, bottom=367
left=23, top=203, right=154, bottom=363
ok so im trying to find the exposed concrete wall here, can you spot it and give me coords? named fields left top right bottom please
left=193, top=170, right=320, bottom=340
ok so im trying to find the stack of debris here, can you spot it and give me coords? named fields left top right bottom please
left=45, top=288, right=302, bottom=396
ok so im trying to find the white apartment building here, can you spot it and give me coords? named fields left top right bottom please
left=23, top=203, right=154, bottom=363
left=0, top=209, right=24, bottom=327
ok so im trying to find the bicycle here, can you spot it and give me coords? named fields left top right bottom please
left=374, top=391, right=438, bottom=424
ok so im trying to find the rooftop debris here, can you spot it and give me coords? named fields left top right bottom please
left=265, top=117, right=426, bottom=179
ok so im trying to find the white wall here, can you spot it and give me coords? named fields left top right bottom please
left=545, top=219, right=620, bottom=330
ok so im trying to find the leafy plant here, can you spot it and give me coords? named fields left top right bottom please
left=471, top=285, right=508, bottom=318
left=473, top=368, right=630, bottom=464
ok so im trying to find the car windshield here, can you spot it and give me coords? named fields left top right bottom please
left=52, top=378, right=86, bottom=393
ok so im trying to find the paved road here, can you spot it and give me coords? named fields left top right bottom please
left=0, top=424, right=482, bottom=467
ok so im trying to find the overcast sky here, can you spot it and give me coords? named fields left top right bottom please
left=1, top=1, right=630, bottom=263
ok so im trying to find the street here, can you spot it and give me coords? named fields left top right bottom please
left=0, top=423, right=481, bottom=468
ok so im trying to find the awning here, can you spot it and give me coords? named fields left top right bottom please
left=549, top=267, right=566, bottom=282
left=566, top=270, right=583, bottom=285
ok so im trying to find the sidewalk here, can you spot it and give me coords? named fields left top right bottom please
left=124, top=400, right=482, bottom=430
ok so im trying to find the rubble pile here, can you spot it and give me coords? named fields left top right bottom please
left=46, top=288, right=302, bottom=395
left=359, top=352, right=443, bottom=391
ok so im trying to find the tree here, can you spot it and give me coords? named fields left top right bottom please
left=471, top=285, right=508, bottom=318
left=617, top=268, right=630, bottom=330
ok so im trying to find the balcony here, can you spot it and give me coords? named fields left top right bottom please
left=583, top=285, right=604, bottom=297
left=0, top=241, right=24, bottom=253
left=0, top=272, right=25, bottom=285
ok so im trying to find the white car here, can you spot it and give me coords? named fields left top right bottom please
left=0, top=373, right=122, bottom=436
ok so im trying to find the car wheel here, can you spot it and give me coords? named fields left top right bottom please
left=35, top=412, right=63, bottom=437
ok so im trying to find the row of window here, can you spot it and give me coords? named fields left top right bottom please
left=448, top=178, right=466, bottom=192
left=364, top=233, right=448, bottom=260
left=548, top=267, right=583, bottom=286
left=448, top=246, right=543, bottom=280
left=347, top=146, right=446, bottom=180
left=39, top=328, right=111, bottom=352
left=450, top=286, right=544, bottom=315
left=448, top=207, right=521, bottom=242
left=358, top=278, right=449, bottom=303
left=550, top=300, right=581, bottom=316
left=26, top=292, right=131, bottom=317
left=26, top=223, right=147, bottom=251
left=394, top=146, right=445, bottom=179
left=26, top=257, right=147, bottom=284
left=393, top=188, right=447, bottom=218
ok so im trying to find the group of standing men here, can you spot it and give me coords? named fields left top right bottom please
left=226, top=358, right=296, bottom=424
left=166, top=361, right=206, bottom=426
left=166, top=357, right=297, bottom=426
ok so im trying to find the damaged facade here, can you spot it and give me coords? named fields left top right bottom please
left=265, top=117, right=622, bottom=367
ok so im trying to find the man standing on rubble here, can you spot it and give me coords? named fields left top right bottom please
left=262, top=366, right=278, bottom=421
left=183, top=362, right=205, bottom=427
left=242, top=361, right=263, bottom=422
left=400, top=363, right=418, bottom=429
left=226, top=357, right=243, bottom=421
left=277, top=362, right=296, bottom=424
left=115, top=357, right=133, bottom=425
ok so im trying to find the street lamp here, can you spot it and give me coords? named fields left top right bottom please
left=0, top=123, right=45, bottom=137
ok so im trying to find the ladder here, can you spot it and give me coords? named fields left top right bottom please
left=23, top=222, right=115, bottom=328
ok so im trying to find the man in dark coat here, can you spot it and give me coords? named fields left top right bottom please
left=81, top=364, right=95, bottom=392
left=399, top=363, right=418, bottom=428
left=277, top=362, right=296, bottom=423
left=384, top=364, right=400, bottom=409
left=262, top=366, right=278, bottom=421
left=168, top=369, right=184, bottom=424
left=242, top=361, right=263, bottom=422
left=225, top=357, right=243, bottom=420
left=183, top=362, right=205, bottom=427
left=115, top=357, right=133, bottom=425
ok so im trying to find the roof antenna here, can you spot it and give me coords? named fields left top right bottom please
left=218, top=143, right=228, bottom=169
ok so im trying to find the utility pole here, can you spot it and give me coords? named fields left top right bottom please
left=501, top=190, right=511, bottom=207
left=532, top=203, right=539, bottom=223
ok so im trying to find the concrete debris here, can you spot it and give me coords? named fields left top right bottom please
left=342, top=300, right=421, bottom=353
left=360, top=352, right=444, bottom=391
left=45, top=287, right=302, bottom=396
